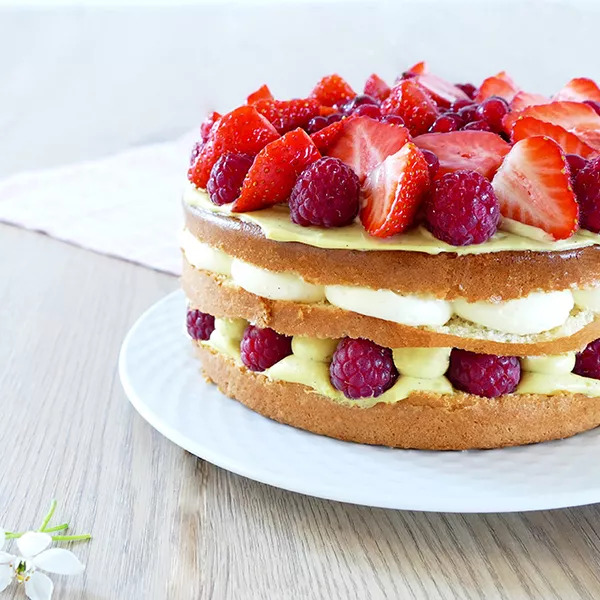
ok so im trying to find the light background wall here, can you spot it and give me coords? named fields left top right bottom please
left=1, top=0, right=598, bottom=176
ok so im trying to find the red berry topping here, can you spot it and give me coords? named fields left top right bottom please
left=475, top=74, right=519, bottom=103
left=200, top=111, right=221, bottom=143
left=190, top=141, right=202, bottom=167
left=404, top=61, right=427, bottom=76
left=246, top=84, right=274, bottom=104
left=492, top=136, right=579, bottom=240
left=462, top=120, right=493, bottom=132
left=451, top=98, right=475, bottom=112
left=310, top=74, right=355, bottom=107
left=585, top=100, right=600, bottom=116
left=327, top=115, right=410, bottom=182
left=554, top=78, right=600, bottom=103
left=447, top=349, right=521, bottom=398
left=456, top=83, right=477, bottom=99
left=340, top=94, right=379, bottom=115
left=414, top=73, right=470, bottom=108
left=457, top=103, right=479, bottom=123
left=253, top=98, right=321, bottom=133
left=189, top=106, right=279, bottom=189
left=380, top=114, right=405, bottom=126
left=352, top=103, right=382, bottom=119
left=240, top=326, right=292, bottom=372
left=566, top=153, right=588, bottom=181
left=425, top=170, right=500, bottom=245
left=361, top=142, right=430, bottom=237
left=429, top=113, right=462, bottom=133
left=329, top=338, right=398, bottom=399
left=574, top=338, right=600, bottom=380
left=420, top=149, right=440, bottom=179
left=289, top=157, right=359, bottom=227
left=186, top=309, right=215, bottom=341
left=364, top=74, right=391, bottom=102
left=306, top=113, right=343, bottom=134
left=475, top=96, right=509, bottom=132
left=233, top=129, right=320, bottom=212
left=414, top=131, right=511, bottom=179
left=574, top=157, right=600, bottom=232
left=310, top=119, right=345, bottom=153
left=381, top=80, right=438, bottom=136
left=206, top=152, right=253, bottom=206
left=510, top=91, right=549, bottom=113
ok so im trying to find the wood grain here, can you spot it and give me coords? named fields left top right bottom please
left=2, top=223, right=600, bottom=600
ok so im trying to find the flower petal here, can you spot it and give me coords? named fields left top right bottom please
left=0, top=551, right=16, bottom=565
left=33, top=549, right=84, bottom=575
left=25, top=571, right=53, bottom=600
left=17, top=532, right=52, bottom=558
left=0, top=564, right=13, bottom=592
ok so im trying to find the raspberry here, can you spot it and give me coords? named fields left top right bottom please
left=330, top=338, right=398, bottom=399
left=574, top=156, right=600, bottom=232
left=475, top=96, right=509, bottom=132
left=447, top=349, right=521, bottom=398
left=240, top=325, right=292, bottom=372
left=456, top=83, right=477, bottom=99
left=462, top=120, right=493, bottom=132
left=425, top=170, right=500, bottom=245
left=306, top=113, right=343, bottom=134
left=340, top=94, right=379, bottom=114
left=584, top=100, right=600, bottom=116
left=380, top=114, right=405, bottom=126
left=289, top=157, right=360, bottom=227
left=190, top=141, right=202, bottom=166
left=566, top=154, right=587, bottom=182
left=429, top=113, right=462, bottom=133
left=186, top=309, right=215, bottom=341
left=200, top=111, right=220, bottom=142
left=206, top=153, right=253, bottom=206
left=574, top=338, right=600, bottom=380
left=352, top=104, right=382, bottom=119
left=420, top=149, right=439, bottom=180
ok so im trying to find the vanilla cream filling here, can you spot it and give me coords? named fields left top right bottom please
left=181, top=229, right=600, bottom=335
left=199, top=318, right=600, bottom=402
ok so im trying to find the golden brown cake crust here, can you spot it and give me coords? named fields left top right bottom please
left=196, top=345, right=600, bottom=450
left=182, top=263, right=600, bottom=355
left=184, top=203, right=600, bottom=302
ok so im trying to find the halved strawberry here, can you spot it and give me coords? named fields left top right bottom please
left=512, top=117, right=597, bottom=158
left=475, top=75, right=519, bottom=103
left=554, top=78, right=600, bottom=103
left=414, top=73, right=470, bottom=108
left=381, top=80, right=438, bottom=136
left=327, top=116, right=411, bottom=182
left=364, top=74, right=391, bottom=102
left=494, top=71, right=518, bottom=86
left=504, top=101, right=600, bottom=150
left=413, top=131, right=511, bottom=179
left=247, top=84, right=274, bottom=104
left=405, top=61, right=427, bottom=76
left=189, top=106, right=279, bottom=188
left=310, top=74, right=355, bottom=107
left=310, top=119, right=345, bottom=153
left=253, top=98, right=321, bottom=134
left=233, top=129, right=320, bottom=212
left=510, top=91, right=549, bottom=113
left=319, top=105, right=338, bottom=116
left=360, top=142, right=430, bottom=237
left=491, top=136, right=579, bottom=240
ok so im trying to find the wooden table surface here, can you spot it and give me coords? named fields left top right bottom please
left=3, top=222, right=600, bottom=600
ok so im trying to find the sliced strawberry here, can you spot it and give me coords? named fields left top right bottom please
left=414, top=73, right=469, bottom=108
left=247, top=84, right=274, bottom=104
left=327, top=116, right=411, bottom=182
left=510, top=91, right=549, bottom=113
left=512, top=117, right=597, bottom=158
left=310, top=74, right=355, bottom=107
left=405, top=61, right=427, bottom=76
left=554, top=78, right=600, bottom=103
left=360, top=142, right=430, bottom=237
left=189, top=106, right=279, bottom=188
left=494, top=71, right=517, bottom=86
left=319, top=105, right=338, bottom=116
left=310, top=120, right=345, bottom=153
left=364, top=74, right=391, bottom=102
left=492, top=136, right=579, bottom=240
left=381, top=80, right=438, bottom=136
left=504, top=101, right=600, bottom=150
left=413, top=131, right=511, bottom=179
left=475, top=75, right=519, bottom=103
left=233, top=129, right=320, bottom=212
left=253, top=98, right=321, bottom=134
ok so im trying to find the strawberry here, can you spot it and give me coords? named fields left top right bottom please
left=247, top=84, right=274, bottom=104
left=554, top=78, right=600, bottom=103
left=494, top=71, right=518, bottom=86
left=511, top=117, right=597, bottom=158
left=414, top=73, right=470, bottom=108
left=380, top=80, right=438, bottom=136
left=327, top=116, right=411, bottom=182
left=475, top=75, right=519, bottom=103
left=491, top=136, right=579, bottom=240
left=364, top=74, right=391, bottom=102
left=233, top=129, right=320, bottom=212
left=319, top=105, right=338, bottom=116
left=405, top=61, right=427, bottom=76
left=189, top=106, right=279, bottom=188
left=510, top=91, right=549, bottom=113
left=360, top=142, right=430, bottom=237
left=310, top=74, right=355, bottom=107
left=310, top=119, right=345, bottom=153
left=413, top=131, right=511, bottom=179
left=504, top=101, right=600, bottom=150
left=253, top=98, right=321, bottom=134
left=200, top=111, right=221, bottom=142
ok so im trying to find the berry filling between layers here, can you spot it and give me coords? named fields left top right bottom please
left=188, top=64, right=600, bottom=252
left=187, top=310, right=600, bottom=405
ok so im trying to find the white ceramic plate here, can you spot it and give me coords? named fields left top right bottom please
left=119, top=291, right=600, bottom=513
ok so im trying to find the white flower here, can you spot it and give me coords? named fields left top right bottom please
left=0, top=528, right=84, bottom=600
